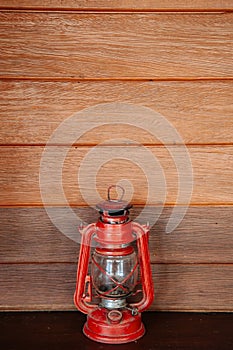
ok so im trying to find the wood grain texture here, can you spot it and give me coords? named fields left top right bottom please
left=0, top=263, right=232, bottom=311
left=0, top=13, right=232, bottom=79
left=1, top=80, right=232, bottom=145
left=1, top=146, right=233, bottom=205
left=0, top=206, right=233, bottom=264
left=0, top=0, right=232, bottom=11
left=0, top=2, right=232, bottom=315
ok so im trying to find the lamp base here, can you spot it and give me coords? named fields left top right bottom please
left=83, top=307, right=145, bottom=344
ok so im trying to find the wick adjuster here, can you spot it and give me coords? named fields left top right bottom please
left=107, top=185, right=125, bottom=202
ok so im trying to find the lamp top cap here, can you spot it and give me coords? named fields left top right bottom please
left=96, top=185, right=132, bottom=215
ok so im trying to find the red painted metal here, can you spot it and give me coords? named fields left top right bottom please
left=74, top=223, right=96, bottom=314
left=83, top=308, right=145, bottom=344
left=131, top=222, right=154, bottom=312
left=74, top=185, right=154, bottom=344
left=95, top=219, right=134, bottom=245
left=95, top=246, right=134, bottom=256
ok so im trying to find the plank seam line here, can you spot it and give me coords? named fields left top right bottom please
left=1, top=203, right=233, bottom=208
left=1, top=143, right=233, bottom=147
left=0, top=8, right=232, bottom=14
left=0, top=77, right=233, bottom=82
left=1, top=262, right=232, bottom=266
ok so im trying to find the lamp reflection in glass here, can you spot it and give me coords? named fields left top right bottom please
left=74, top=185, right=154, bottom=344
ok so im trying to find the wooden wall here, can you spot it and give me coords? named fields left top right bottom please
left=0, top=1, right=232, bottom=311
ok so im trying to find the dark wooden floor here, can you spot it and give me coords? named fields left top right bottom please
left=0, top=312, right=232, bottom=350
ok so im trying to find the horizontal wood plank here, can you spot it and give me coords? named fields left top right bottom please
left=0, top=146, right=233, bottom=205
left=1, top=80, right=232, bottom=145
left=0, top=263, right=232, bottom=311
left=0, top=206, right=232, bottom=264
left=0, top=13, right=232, bottom=79
left=0, top=0, right=232, bottom=11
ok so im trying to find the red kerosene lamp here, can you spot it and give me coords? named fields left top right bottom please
left=74, top=185, right=154, bottom=344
